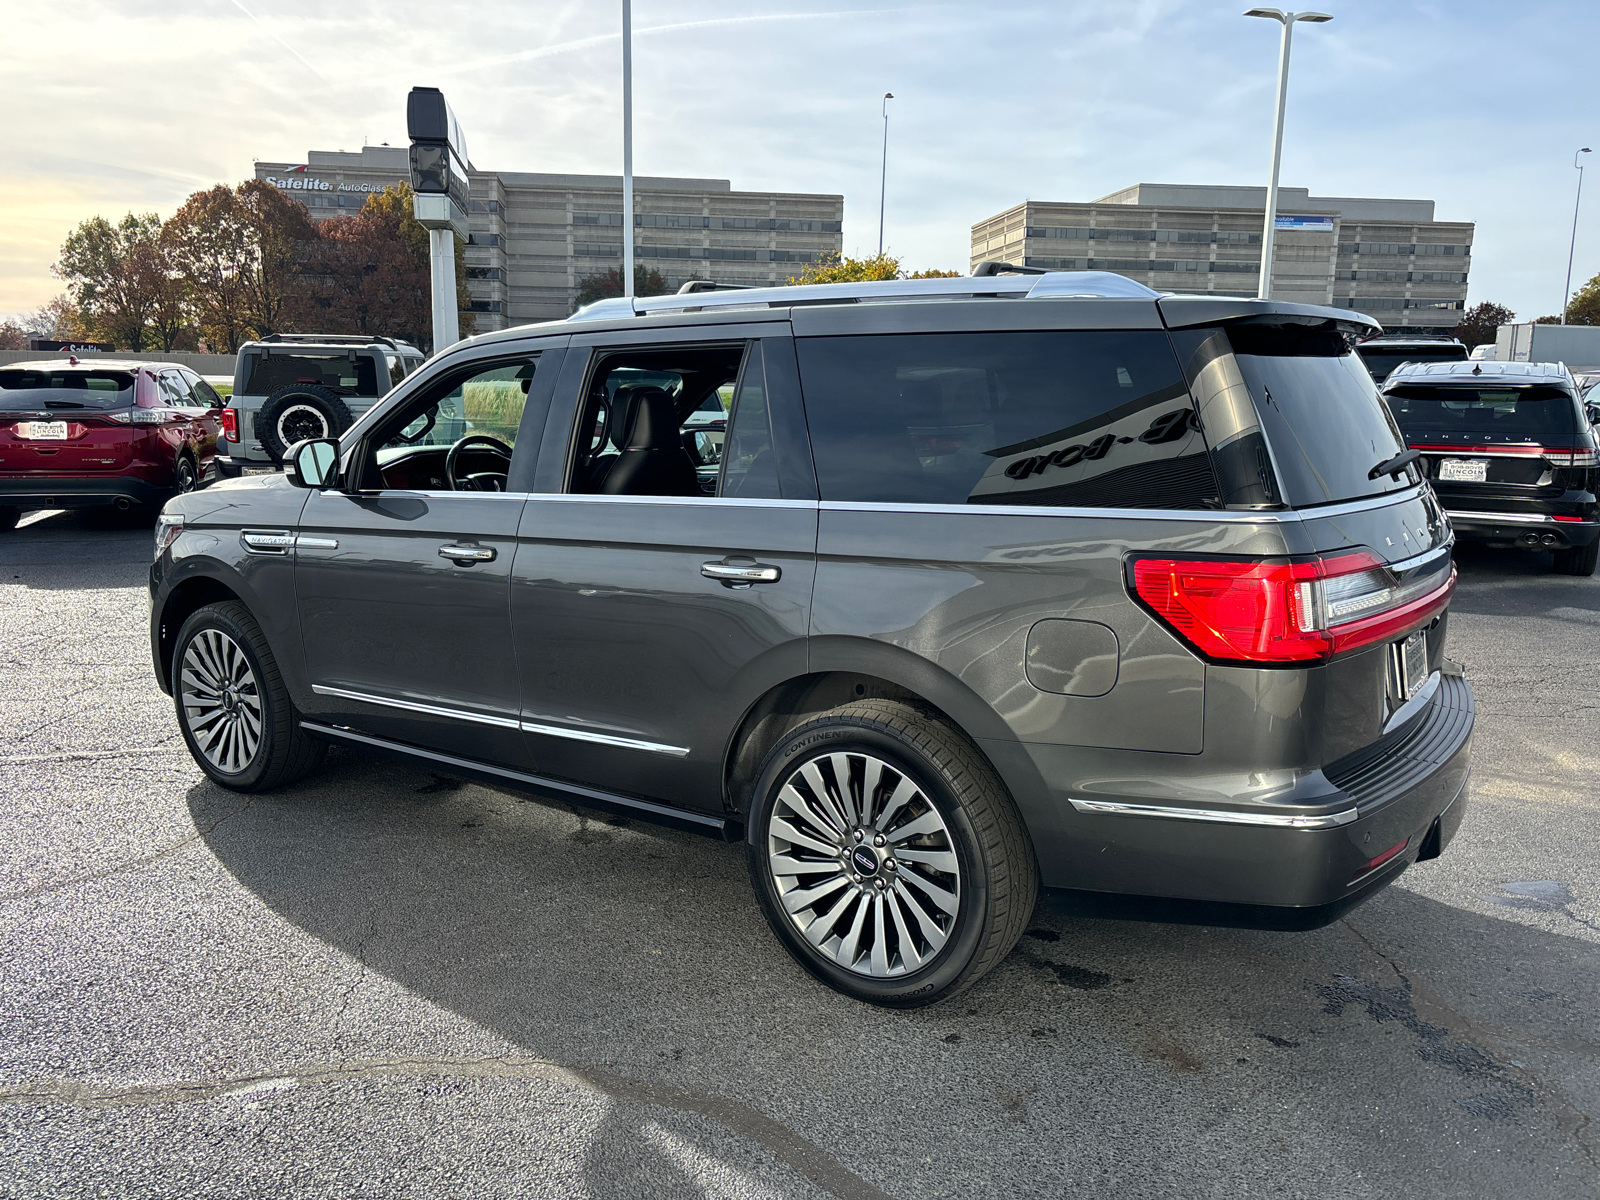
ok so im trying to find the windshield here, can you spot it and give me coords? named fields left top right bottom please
left=241, top=352, right=382, bottom=398
left=1357, top=346, right=1467, bottom=381
left=1385, top=385, right=1580, bottom=439
left=0, top=369, right=136, bottom=410
left=1227, top=325, right=1414, bottom=507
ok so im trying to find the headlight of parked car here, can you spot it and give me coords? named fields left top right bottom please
left=154, top=513, right=184, bottom=561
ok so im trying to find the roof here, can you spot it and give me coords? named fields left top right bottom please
left=465, top=272, right=1378, bottom=344
left=1384, top=360, right=1573, bottom=387
left=0, top=358, right=177, bottom=373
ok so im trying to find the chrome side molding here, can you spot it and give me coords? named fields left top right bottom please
left=520, top=719, right=690, bottom=758
left=1068, top=796, right=1358, bottom=829
left=241, top=530, right=338, bottom=555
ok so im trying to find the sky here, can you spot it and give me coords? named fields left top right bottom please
left=2, top=0, right=1597, bottom=322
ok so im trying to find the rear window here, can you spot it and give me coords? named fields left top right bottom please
left=241, top=352, right=381, bottom=398
left=795, top=331, right=1217, bottom=508
left=0, top=369, right=136, bottom=410
left=1385, top=385, right=1580, bottom=439
left=1226, top=325, right=1413, bottom=508
left=1357, top=346, right=1468, bottom=380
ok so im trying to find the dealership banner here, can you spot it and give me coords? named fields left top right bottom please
left=1274, top=215, right=1335, bottom=231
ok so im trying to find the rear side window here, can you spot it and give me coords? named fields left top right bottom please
left=0, top=369, right=135, bottom=410
left=1225, top=324, right=1412, bottom=507
left=1357, top=346, right=1467, bottom=380
left=795, top=331, right=1217, bottom=508
left=1385, top=385, right=1580, bottom=439
left=241, top=352, right=381, bottom=398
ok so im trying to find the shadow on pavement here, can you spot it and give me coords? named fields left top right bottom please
left=191, top=743, right=1600, bottom=1198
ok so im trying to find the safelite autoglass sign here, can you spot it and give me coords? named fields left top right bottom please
left=1274, top=216, right=1335, bottom=231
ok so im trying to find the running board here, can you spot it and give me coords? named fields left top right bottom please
left=300, top=721, right=736, bottom=840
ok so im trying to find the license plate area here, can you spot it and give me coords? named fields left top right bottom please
left=1388, top=629, right=1429, bottom=709
left=1437, top=457, right=1487, bottom=483
left=14, top=420, right=69, bottom=440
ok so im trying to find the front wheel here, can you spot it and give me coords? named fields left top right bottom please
left=745, top=700, right=1037, bottom=1007
left=1553, top=540, right=1599, bottom=577
left=172, top=601, right=325, bottom=791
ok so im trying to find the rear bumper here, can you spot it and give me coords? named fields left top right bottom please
left=1008, top=672, right=1475, bottom=921
left=0, top=476, right=170, bottom=510
left=1447, top=509, right=1599, bottom=547
left=214, top=454, right=277, bottom=479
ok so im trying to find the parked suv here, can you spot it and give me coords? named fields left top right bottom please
left=149, top=270, right=1473, bottom=1006
left=1356, top=335, right=1468, bottom=383
left=218, top=333, right=424, bottom=476
left=0, top=358, right=220, bottom=528
left=1383, top=359, right=1600, bottom=574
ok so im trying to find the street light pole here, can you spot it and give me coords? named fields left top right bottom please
left=622, top=0, right=634, bottom=299
left=878, top=93, right=894, bottom=257
left=1244, top=9, right=1332, bottom=300
left=1563, top=147, right=1591, bottom=325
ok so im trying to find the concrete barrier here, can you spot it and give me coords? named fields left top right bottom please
left=0, top=349, right=238, bottom=375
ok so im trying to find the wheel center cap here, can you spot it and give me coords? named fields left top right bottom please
left=222, top=687, right=237, bottom=712
left=850, top=846, right=879, bottom=876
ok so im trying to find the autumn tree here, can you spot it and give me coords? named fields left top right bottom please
left=787, top=251, right=963, bottom=285
left=1451, top=301, right=1515, bottom=349
left=574, top=264, right=670, bottom=310
left=1562, top=270, right=1600, bottom=326
left=54, top=213, right=167, bottom=350
left=163, top=185, right=256, bottom=352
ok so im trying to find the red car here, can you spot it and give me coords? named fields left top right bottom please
left=0, top=358, right=222, bottom=529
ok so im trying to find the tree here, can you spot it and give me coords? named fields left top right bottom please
left=283, top=183, right=473, bottom=352
left=1451, top=301, right=1514, bottom=349
left=234, top=180, right=319, bottom=340
left=0, top=323, right=26, bottom=350
left=1562, top=269, right=1600, bottom=326
left=574, top=264, right=670, bottom=310
left=787, top=251, right=964, bottom=285
left=163, top=185, right=257, bottom=353
left=54, top=212, right=166, bottom=350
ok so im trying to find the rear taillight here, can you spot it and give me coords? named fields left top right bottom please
left=1131, top=550, right=1456, bottom=665
left=220, top=407, right=238, bottom=440
left=1408, top=442, right=1599, bottom=467
left=109, top=407, right=183, bottom=426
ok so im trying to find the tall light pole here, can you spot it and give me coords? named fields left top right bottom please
left=1244, top=9, right=1332, bottom=300
left=878, top=93, right=894, bottom=257
left=622, top=0, right=634, bottom=298
left=1563, top=147, right=1591, bottom=325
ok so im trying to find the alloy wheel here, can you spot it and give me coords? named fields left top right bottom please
left=175, top=458, right=196, bottom=493
left=276, top=403, right=330, bottom=447
left=766, top=752, right=961, bottom=978
left=179, top=629, right=264, bottom=774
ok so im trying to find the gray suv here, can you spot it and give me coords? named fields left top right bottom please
left=218, top=333, right=423, bottom=475
left=148, top=269, right=1473, bottom=1006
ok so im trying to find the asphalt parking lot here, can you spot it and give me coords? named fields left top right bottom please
left=2, top=509, right=1597, bottom=1200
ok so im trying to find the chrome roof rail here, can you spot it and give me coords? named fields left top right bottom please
left=567, top=270, right=1159, bottom=321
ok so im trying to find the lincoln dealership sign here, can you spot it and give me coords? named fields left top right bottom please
left=264, top=175, right=395, bottom=194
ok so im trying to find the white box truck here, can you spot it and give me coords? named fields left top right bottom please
left=1494, top=323, right=1600, bottom=372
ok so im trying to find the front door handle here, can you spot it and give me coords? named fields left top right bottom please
left=701, top=558, right=780, bottom=586
left=439, top=543, right=496, bottom=563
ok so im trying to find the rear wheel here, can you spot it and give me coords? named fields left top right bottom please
left=745, top=700, right=1037, bottom=1007
left=1553, top=540, right=1598, bottom=576
left=174, top=454, right=198, bottom=495
left=173, top=601, right=325, bottom=791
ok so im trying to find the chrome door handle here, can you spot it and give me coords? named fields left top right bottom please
left=701, top=559, right=780, bottom=585
left=439, top=544, right=496, bottom=563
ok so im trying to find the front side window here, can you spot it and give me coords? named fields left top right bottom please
left=367, top=357, right=538, bottom=492
left=795, top=331, right=1216, bottom=508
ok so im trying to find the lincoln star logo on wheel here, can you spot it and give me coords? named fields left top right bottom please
left=852, top=847, right=878, bottom=875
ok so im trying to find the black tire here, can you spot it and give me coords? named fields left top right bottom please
left=173, top=453, right=199, bottom=496
left=257, top=384, right=353, bottom=463
left=745, top=699, right=1037, bottom=1007
left=0, top=507, right=18, bottom=532
left=1554, top=539, right=1599, bottom=576
left=172, top=601, right=326, bottom=792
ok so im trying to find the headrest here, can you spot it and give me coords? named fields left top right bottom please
left=617, top=386, right=678, bottom=451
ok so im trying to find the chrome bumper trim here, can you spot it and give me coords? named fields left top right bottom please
left=1068, top=797, right=1358, bottom=829
left=1444, top=509, right=1590, bottom=527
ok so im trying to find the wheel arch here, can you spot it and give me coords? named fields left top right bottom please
left=154, top=572, right=244, bottom=694
left=720, top=635, right=1047, bottom=821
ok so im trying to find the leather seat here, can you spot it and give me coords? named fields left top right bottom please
left=595, top=386, right=701, bottom=496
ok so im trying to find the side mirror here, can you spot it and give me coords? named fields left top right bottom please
left=1587, top=402, right=1600, bottom=426
left=284, top=438, right=341, bottom=489
left=210, top=395, right=226, bottom=410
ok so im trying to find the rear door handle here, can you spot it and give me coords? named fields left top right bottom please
left=701, top=558, right=780, bottom=586
left=440, top=544, right=496, bottom=563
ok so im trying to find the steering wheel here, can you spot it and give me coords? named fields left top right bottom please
left=445, top=435, right=512, bottom=491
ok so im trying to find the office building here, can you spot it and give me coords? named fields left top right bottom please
left=971, top=183, right=1473, bottom=332
left=257, top=146, right=844, bottom=331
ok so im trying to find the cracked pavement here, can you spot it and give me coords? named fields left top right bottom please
left=2, top=513, right=1598, bottom=1199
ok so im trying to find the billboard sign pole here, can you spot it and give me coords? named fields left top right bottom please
left=407, top=86, right=471, bottom=353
